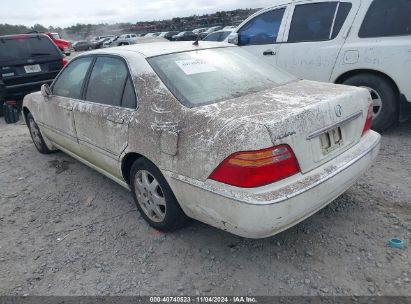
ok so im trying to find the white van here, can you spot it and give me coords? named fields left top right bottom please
left=227, top=0, right=411, bottom=131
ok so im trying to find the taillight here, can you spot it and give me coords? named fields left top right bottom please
left=209, top=145, right=300, bottom=188
left=362, top=105, right=373, bottom=136
left=62, top=57, right=69, bottom=67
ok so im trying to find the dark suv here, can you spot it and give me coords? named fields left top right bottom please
left=0, top=34, right=67, bottom=107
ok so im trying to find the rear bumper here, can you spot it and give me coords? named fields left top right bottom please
left=164, top=131, right=381, bottom=238
left=1, top=79, right=54, bottom=101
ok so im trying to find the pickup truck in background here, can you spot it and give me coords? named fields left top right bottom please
left=45, top=32, right=73, bottom=56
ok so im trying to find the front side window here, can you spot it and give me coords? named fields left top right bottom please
left=238, top=8, right=286, bottom=45
left=52, top=57, right=93, bottom=99
left=359, top=0, right=411, bottom=38
left=149, top=48, right=296, bottom=107
left=288, top=2, right=339, bottom=43
left=85, top=57, right=128, bottom=107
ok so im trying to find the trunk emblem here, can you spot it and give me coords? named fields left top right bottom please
left=335, top=105, right=342, bottom=117
left=27, top=59, right=35, bottom=64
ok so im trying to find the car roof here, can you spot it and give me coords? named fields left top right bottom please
left=0, top=33, right=49, bottom=39
left=87, top=41, right=235, bottom=58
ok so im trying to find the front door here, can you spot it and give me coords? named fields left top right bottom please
left=276, top=0, right=360, bottom=82
left=236, top=6, right=290, bottom=67
left=39, top=57, right=94, bottom=153
left=73, top=56, right=137, bottom=179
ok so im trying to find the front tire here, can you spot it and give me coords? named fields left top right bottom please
left=130, top=158, right=189, bottom=231
left=26, top=113, right=54, bottom=154
left=343, top=74, right=398, bottom=132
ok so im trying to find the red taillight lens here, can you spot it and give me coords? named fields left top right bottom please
left=362, top=105, right=373, bottom=136
left=62, top=57, right=69, bottom=67
left=209, top=145, right=300, bottom=188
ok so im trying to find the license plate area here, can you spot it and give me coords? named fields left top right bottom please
left=24, top=64, right=41, bottom=74
left=320, top=127, right=343, bottom=155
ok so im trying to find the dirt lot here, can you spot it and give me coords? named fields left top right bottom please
left=0, top=117, right=410, bottom=296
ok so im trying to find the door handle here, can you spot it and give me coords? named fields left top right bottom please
left=263, top=50, right=276, bottom=56
left=63, top=105, right=73, bottom=111
left=107, top=115, right=124, bottom=124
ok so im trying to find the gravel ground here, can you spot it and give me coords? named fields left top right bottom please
left=0, top=118, right=410, bottom=296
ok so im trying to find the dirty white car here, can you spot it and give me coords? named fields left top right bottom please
left=227, top=0, right=411, bottom=131
left=23, top=42, right=381, bottom=238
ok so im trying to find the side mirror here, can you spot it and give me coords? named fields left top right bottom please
left=227, top=32, right=239, bottom=45
left=41, top=84, right=52, bottom=98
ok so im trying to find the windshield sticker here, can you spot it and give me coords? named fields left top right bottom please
left=175, top=59, right=217, bottom=75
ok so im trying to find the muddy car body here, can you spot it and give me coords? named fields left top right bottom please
left=22, top=42, right=380, bottom=238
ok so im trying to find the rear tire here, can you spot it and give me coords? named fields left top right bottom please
left=26, top=113, right=54, bottom=154
left=130, top=158, right=189, bottom=231
left=343, top=74, right=398, bottom=132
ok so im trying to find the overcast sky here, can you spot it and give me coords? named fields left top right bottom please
left=0, top=0, right=276, bottom=27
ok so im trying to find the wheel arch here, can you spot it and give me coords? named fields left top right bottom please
left=334, top=69, right=400, bottom=98
left=22, top=106, right=31, bottom=123
left=121, top=152, right=154, bottom=185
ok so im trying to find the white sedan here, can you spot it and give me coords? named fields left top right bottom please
left=22, top=42, right=380, bottom=238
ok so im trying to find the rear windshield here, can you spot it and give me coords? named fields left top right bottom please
left=0, top=36, right=60, bottom=63
left=148, top=47, right=296, bottom=107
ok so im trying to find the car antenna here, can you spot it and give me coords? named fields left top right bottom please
left=26, top=30, right=41, bottom=40
left=192, top=37, right=199, bottom=46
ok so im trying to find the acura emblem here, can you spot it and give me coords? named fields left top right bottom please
left=335, top=105, right=342, bottom=117
left=27, top=59, right=35, bottom=64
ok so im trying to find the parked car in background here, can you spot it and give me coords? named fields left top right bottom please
left=73, top=41, right=93, bottom=51
left=0, top=34, right=67, bottom=107
left=228, top=0, right=411, bottom=131
left=145, top=33, right=161, bottom=37
left=102, top=37, right=118, bottom=48
left=203, top=30, right=233, bottom=42
left=193, top=28, right=208, bottom=35
left=23, top=42, right=380, bottom=238
left=172, top=31, right=198, bottom=41
left=92, top=37, right=112, bottom=49
left=91, top=35, right=115, bottom=42
left=223, top=26, right=237, bottom=31
left=110, top=36, right=168, bottom=47
left=159, top=31, right=180, bottom=41
left=45, top=32, right=73, bottom=56
left=198, top=26, right=223, bottom=39
left=110, top=34, right=139, bottom=46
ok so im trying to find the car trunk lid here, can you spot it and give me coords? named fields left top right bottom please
left=207, top=80, right=372, bottom=174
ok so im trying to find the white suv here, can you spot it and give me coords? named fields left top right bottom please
left=228, top=0, right=411, bottom=131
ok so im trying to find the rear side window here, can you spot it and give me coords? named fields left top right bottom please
left=0, top=36, right=60, bottom=63
left=359, top=0, right=411, bottom=38
left=52, top=57, right=93, bottom=99
left=239, top=8, right=286, bottom=45
left=288, top=2, right=338, bottom=42
left=85, top=57, right=128, bottom=107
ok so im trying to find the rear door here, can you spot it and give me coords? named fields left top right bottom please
left=0, top=35, right=64, bottom=97
left=39, top=56, right=94, bottom=153
left=73, top=55, right=137, bottom=179
left=236, top=5, right=291, bottom=66
left=276, top=0, right=360, bottom=82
